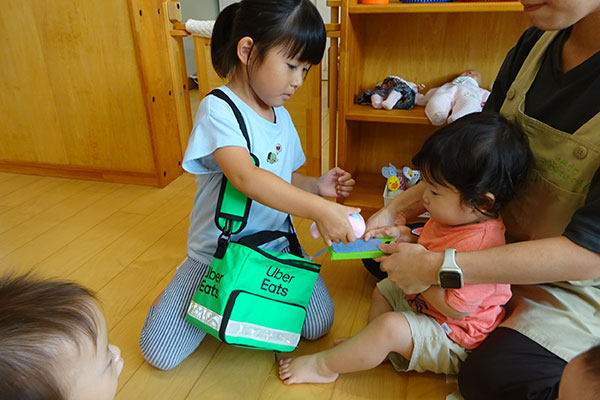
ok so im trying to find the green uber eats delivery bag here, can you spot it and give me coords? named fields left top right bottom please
left=186, top=231, right=320, bottom=352
left=185, top=89, right=320, bottom=352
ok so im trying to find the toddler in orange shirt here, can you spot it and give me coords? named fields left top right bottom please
left=279, top=112, right=533, bottom=383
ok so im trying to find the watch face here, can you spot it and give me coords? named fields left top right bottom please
left=439, top=270, right=462, bottom=289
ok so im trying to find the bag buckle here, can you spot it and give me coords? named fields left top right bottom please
left=214, top=232, right=230, bottom=259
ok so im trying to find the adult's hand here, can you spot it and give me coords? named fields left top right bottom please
left=376, top=241, right=442, bottom=294
left=364, top=207, right=407, bottom=240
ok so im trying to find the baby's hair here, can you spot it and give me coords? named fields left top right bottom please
left=581, top=344, right=600, bottom=393
left=0, top=273, right=99, bottom=400
left=211, top=0, right=326, bottom=78
left=412, top=112, right=533, bottom=218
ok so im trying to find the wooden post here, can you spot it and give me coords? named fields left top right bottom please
left=327, top=1, right=341, bottom=171
left=127, top=0, right=189, bottom=187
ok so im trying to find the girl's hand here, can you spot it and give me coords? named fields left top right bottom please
left=316, top=167, right=355, bottom=198
left=314, top=203, right=361, bottom=246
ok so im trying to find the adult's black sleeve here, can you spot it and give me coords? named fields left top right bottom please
left=564, top=168, right=600, bottom=254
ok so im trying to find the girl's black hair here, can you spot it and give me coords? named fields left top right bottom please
left=211, top=0, right=326, bottom=79
left=412, top=112, right=533, bottom=218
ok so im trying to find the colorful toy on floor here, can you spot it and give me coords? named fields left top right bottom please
left=310, top=213, right=366, bottom=239
left=415, top=69, right=490, bottom=126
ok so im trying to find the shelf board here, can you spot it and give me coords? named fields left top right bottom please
left=343, top=172, right=387, bottom=213
left=349, top=2, right=524, bottom=14
left=346, top=103, right=431, bottom=124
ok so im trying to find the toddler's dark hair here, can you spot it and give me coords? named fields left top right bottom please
left=581, top=344, right=600, bottom=394
left=0, top=273, right=99, bottom=400
left=412, top=112, right=533, bottom=218
left=211, top=0, right=326, bottom=78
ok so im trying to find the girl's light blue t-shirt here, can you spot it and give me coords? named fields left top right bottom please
left=182, top=86, right=306, bottom=264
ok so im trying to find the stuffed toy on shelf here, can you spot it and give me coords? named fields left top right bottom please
left=415, top=69, right=490, bottom=125
left=355, top=76, right=425, bottom=110
left=381, top=163, right=421, bottom=205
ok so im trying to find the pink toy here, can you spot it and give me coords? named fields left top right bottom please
left=415, top=70, right=490, bottom=126
left=310, top=213, right=366, bottom=239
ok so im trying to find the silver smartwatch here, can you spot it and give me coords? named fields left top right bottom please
left=437, top=248, right=463, bottom=289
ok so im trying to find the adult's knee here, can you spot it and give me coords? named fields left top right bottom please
left=362, top=258, right=386, bottom=280
left=458, top=328, right=564, bottom=400
left=458, top=348, right=500, bottom=399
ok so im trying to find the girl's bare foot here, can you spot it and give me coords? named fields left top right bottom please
left=278, top=355, right=339, bottom=385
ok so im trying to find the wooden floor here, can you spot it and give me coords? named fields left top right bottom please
left=0, top=171, right=457, bottom=399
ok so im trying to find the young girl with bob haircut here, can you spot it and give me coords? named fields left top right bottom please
left=139, top=0, right=359, bottom=370
left=279, top=112, right=533, bottom=384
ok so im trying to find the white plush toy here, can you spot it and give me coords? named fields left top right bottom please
left=415, top=70, right=490, bottom=126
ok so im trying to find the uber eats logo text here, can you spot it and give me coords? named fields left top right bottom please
left=261, top=265, right=294, bottom=297
left=200, top=264, right=296, bottom=299
left=199, top=266, right=224, bottom=298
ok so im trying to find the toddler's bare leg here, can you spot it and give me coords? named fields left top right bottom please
left=279, top=311, right=413, bottom=385
left=368, top=286, right=393, bottom=323
left=333, top=289, right=391, bottom=348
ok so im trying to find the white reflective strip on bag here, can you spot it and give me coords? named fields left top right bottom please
left=225, top=320, right=300, bottom=347
left=187, top=301, right=300, bottom=347
left=187, top=301, right=222, bottom=330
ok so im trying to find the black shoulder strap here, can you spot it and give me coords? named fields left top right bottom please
left=209, top=89, right=255, bottom=257
left=209, top=89, right=252, bottom=151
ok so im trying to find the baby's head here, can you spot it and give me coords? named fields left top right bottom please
left=558, top=345, right=600, bottom=400
left=459, top=69, right=483, bottom=86
left=0, top=274, right=123, bottom=400
left=412, top=112, right=533, bottom=225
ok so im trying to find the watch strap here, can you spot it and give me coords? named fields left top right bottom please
left=438, top=248, right=463, bottom=289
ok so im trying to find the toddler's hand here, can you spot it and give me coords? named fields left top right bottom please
left=366, top=225, right=415, bottom=244
left=316, top=167, right=355, bottom=198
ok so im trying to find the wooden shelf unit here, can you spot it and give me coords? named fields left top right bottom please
left=332, top=0, right=531, bottom=213
left=348, top=1, right=524, bottom=14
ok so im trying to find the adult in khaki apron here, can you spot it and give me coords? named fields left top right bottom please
left=450, top=22, right=600, bottom=399
left=498, top=30, right=600, bottom=361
